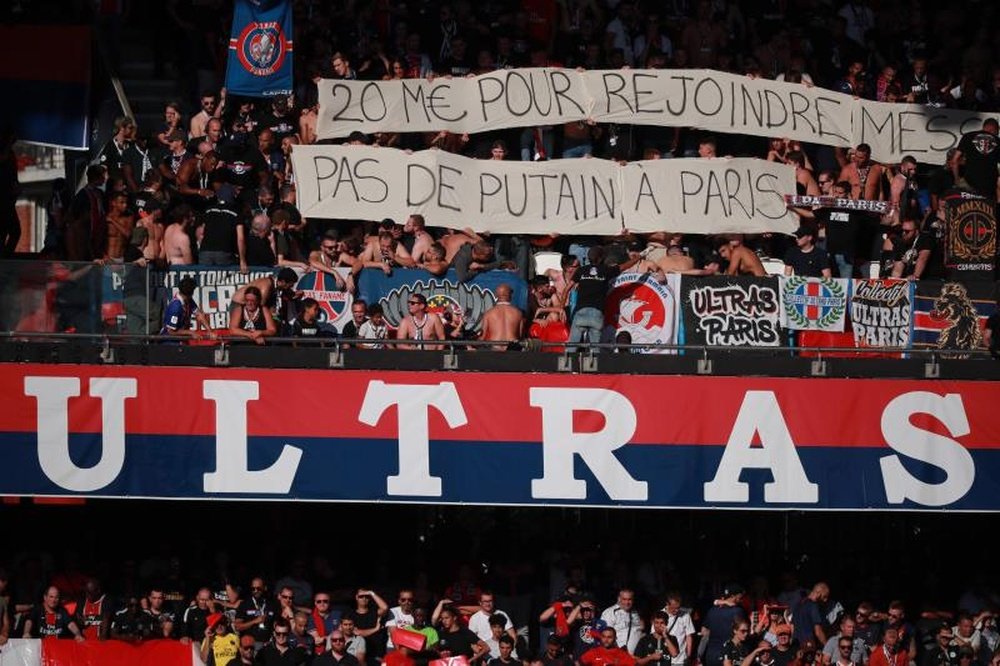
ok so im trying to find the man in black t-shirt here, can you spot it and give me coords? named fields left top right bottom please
left=888, top=219, right=935, bottom=280
left=955, top=119, right=1000, bottom=200
left=784, top=223, right=831, bottom=278
left=635, top=612, right=680, bottom=666
left=199, top=197, right=245, bottom=267
left=235, top=577, right=276, bottom=644
left=218, top=140, right=268, bottom=194
left=436, top=607, right=488, bottom=661
left=568, top=245, right=642, bottom=348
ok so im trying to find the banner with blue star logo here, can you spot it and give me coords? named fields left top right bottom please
left=225, top=0, right=294, bottom=97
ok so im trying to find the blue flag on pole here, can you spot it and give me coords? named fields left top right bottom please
left=225, top=0, right=294, bottom=97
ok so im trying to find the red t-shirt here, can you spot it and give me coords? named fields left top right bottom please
left=580, top=646, right=637, bottom=666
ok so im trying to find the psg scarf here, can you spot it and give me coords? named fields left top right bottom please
left=225, top=0, right=294, bottom=97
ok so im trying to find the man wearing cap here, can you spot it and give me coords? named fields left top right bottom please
left=771, top=626, right=796, bottom=666
left=700, top=585, right=747, bottom=666
left=201, top=614, right=240, bottom=665
left=601, top=588, right=644, bottom=654
left=784, top=223, right=831, bottom=278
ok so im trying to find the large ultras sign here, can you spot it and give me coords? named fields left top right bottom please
left=1, top=364, right=997, bottom=510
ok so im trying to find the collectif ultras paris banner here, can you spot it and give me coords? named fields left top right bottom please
left=315, top=68, right=993, bottom=165
left=290, top=145, right=799, bottom=235
left=1, top=365, right=998, bottom=510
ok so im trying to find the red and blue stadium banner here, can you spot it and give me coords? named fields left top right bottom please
left=1, top=364, right=999, bottom=511
left=0, top=26, right=90, bottom=148
left=225, top=0, right=294, bottom=97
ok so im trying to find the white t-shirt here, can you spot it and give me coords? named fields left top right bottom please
left=385, top=607, right=415, bottom=648
left=665, top=610, right=696, bottom=664
left=601, top=605, right=643, bottom=653
left=469, top=609, right=512, bottom=643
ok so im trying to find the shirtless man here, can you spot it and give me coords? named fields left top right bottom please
left=163, top=205, right=196, bottom=265
left=656, top=245, right=697, bottom=273
left=356, top=231, right=416, bottom=275
left=396, top=293, right=446, bottom=350
left=299, top=105, right=318, bottom=145
left=232, top=267, right=301, bottom=322
left=104, top=191, right=134, bottom=262
left=480, top=284, right=524, bottom=350
left=440, top=228, right=483, bottom=262
left=307, top=231, right=349, bottom=290
left=176, top=150, right=219, bottom=203
left=421, top=242, right=450, bottom=276
left=718, top=239, right=766, bottom=276
left=839, top=143, right=886, bottom=201
left=405, top=214, right=435, bottom=263
left=788, top=150, right=821, bottom=196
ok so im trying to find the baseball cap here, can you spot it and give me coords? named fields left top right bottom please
left=794, top=223, right=817, bottom=239
left=722, top=583, right=745, bottom=597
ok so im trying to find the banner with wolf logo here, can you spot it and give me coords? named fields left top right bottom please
left=680, top=276, right=784, bottom=346
left=357, top=268, right=527, bottom=332
left=910, top=280, right=994, bottom=352
left=944, top=196, right=997, bottom=281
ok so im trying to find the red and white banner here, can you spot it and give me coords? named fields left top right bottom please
left=0, top=639, right=204, bottom=666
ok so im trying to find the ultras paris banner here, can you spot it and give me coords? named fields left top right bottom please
left=1, top=364, right=998, bottom=510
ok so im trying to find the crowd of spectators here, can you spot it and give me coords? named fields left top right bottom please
left=4, top=559, right=1000, bottom=666
left=9, top=0, right=1000, bottom=347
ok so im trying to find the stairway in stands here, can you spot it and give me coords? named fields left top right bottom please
left=116, top=28, right=183, bottom=137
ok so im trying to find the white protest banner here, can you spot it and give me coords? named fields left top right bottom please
left=316, top=69, right=992, bottom=165
left=622, top=157, right=797, bottom=234
left=291, top=145, right=797, bottom=235
left=579, top=69, right=854, bottom=151
left=853, top=101, right=992, bottom=165
left=291, top=145, right=621, bottom=234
